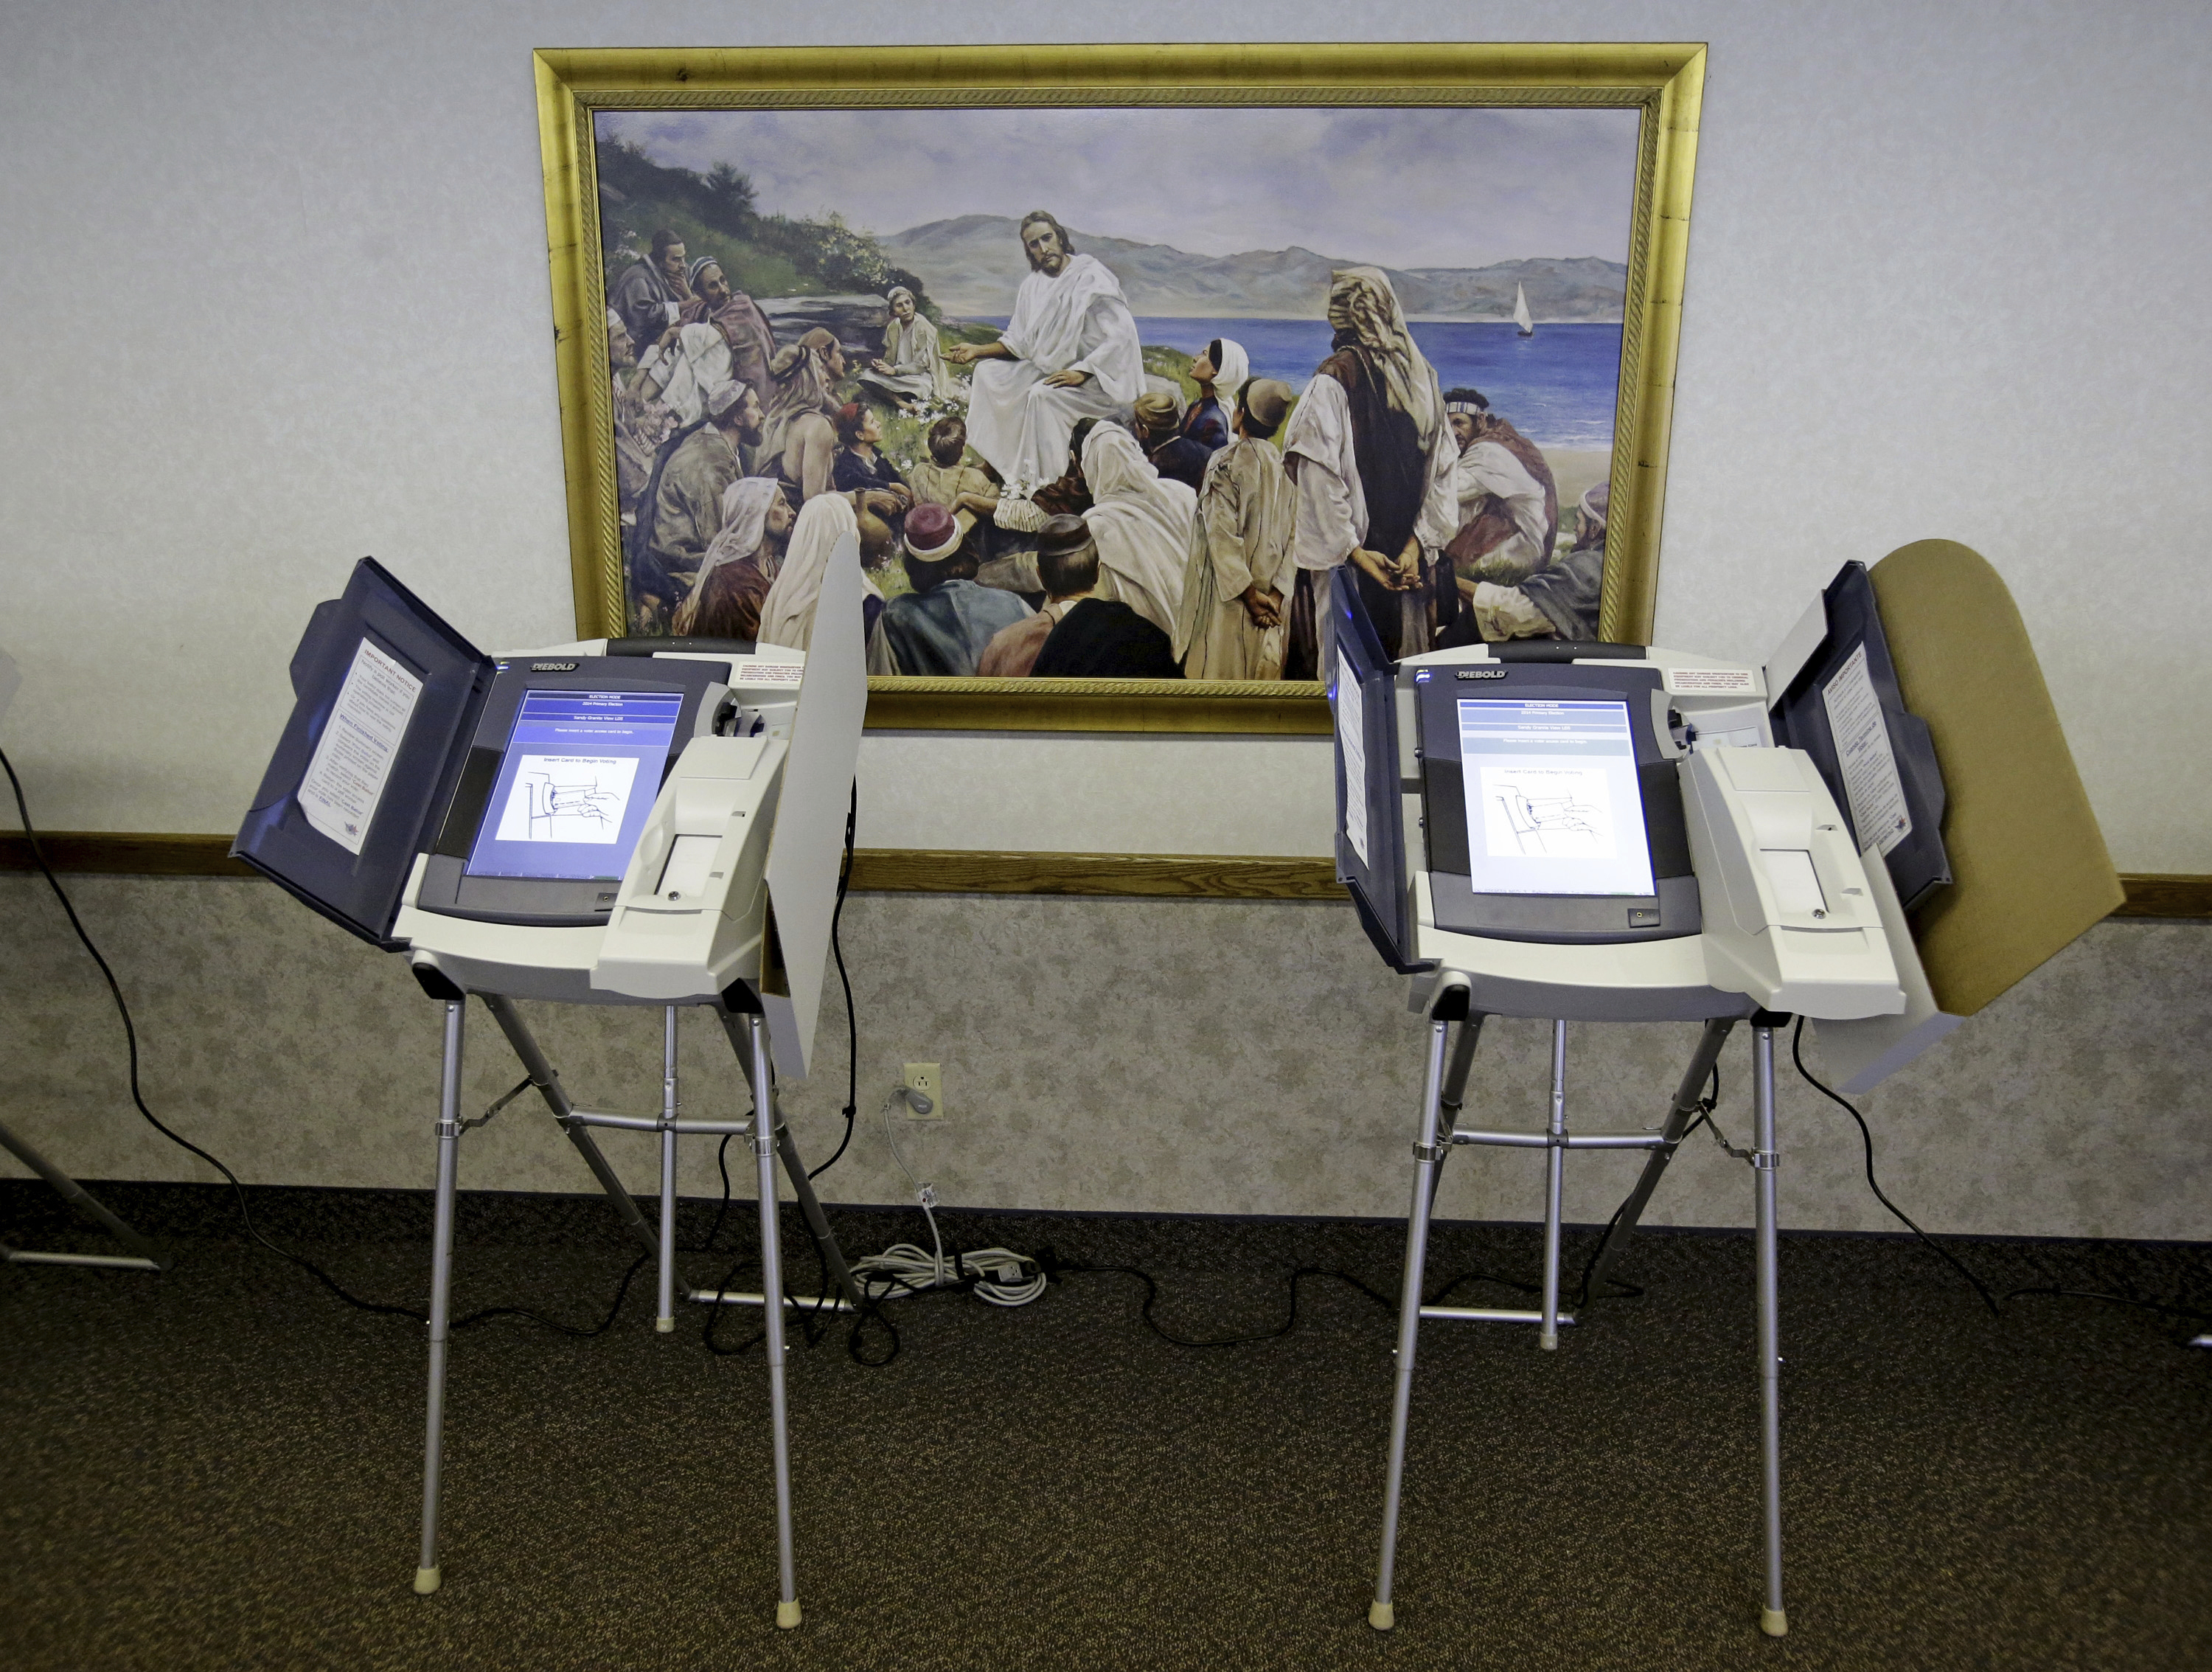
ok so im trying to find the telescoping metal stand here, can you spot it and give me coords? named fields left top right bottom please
left=410, top=990, right=862, bottom=1631
left=1371, top=989, right=1793, bottom=1640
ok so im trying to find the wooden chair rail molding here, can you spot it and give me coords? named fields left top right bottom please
left=0, top=832, right=2207, bottom=917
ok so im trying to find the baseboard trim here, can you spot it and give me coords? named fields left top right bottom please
left=842, top=848, right=1341, bottom=898
left=3, top=831, right=2206, bottom=916
left=0, top=831, right=257, bottom=876
left=7, top=1178, right=2202, bottom=1255
left=2107, top=873, right=2212, bottom=918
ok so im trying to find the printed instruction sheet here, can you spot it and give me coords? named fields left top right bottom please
left=296, top=638, right=422, bottom=855
left=1820, top=642, right=1912, bottom=856
left=1336, top=653, right=1369, bottom=867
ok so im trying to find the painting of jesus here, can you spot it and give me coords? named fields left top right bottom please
left=587, top=100, right=1644, bottom=681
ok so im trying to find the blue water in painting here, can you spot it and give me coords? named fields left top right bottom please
left=973, top=317, right=1622, bottom=450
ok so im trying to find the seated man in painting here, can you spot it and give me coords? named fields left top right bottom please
left=756, top=328, right=852, bottom=504
left=829, top=403, right=912, bottom=503
left=1079, top=420, right=1193, bottom=642
left=942, top=211, right=1144, bottom=485
left=1132, top=392, right=1211, bottom=492
left=1180, top=338, right=1248, bottom=455
left=905, top=417, right=1001, bottom=534
left=857, top=286, right=951, bottom=409
left=874, top=503, right=1034, bottom=676
left=1442, top=386, right=1558, bottom=588
left=1022, top=514, right=1184, bottom=680
left=978, top=515, right=1099, bottom=677
left=633, top=269, right=756, bottom=431
left=1458, top=482, right=1607, bottom=644
left=634, top=380, right=762, bottom=628
left=610, top=228, right=692, bottom=359
left=673, top=476, right=795, bottom=639
left=608, top=308, right=674, bottom=523
left=678, top=257, right=778, bottom=409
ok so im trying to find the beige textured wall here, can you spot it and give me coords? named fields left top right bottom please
left=4, top=876, right=2205, bottom=1241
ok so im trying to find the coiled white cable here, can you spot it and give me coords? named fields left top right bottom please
left=852, top=1086, right=1046, bottom=1308
left=847, top=1241, right=1046, bottom=1308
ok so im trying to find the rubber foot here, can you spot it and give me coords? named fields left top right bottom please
left=1368, top=1600, right=1394, bottom=1631
left=413, top=1566, right=441, bottom=1595
left=1760, top=1606, right=1788, bottom=1637
left=776, top=1599, right=803, bottom=1630
left=1539, top=1333, right=1559, bottom=1351
left=655, top=1316, right=675, bottom=1333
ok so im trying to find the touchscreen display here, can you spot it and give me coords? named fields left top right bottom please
left=1457, top=698, right=1655, bottom=897
left=464, top=690, right=683, bottom=882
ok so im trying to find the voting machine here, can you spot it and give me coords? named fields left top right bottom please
left=236, top=555, right=869, bottom=1628
left=1335, top=549, right=2118, bottom=1642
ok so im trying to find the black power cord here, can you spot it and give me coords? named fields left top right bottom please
left=1569, top=1064, right=1720, bottom=1310
left=451, top=1252, right=653, bottom=1338
left=702, top=780, right=862, bottom=1358
left=680, top=1134, right=738, bottom=1255
left=700, top=1207, right=847, bottom=1360
left=1, top=745, right=650, bottom=1337
left=1790, top=1019, right=2212, bottom=1331
left=827, top=1252, right=1503, bottom=1367
left=1790, top=1019, right=2002, bottom=1316
left=807, top=780, right=861, bottom=1184
left=706, top=1246, right=1400, bottom=1369
left=699, top=1264, right=768, bottom=1358
left=1565, top=1031, right=2211, bottom=1339
left=1571, top=1192, right=1652, bottom=1309
left=1035, top=1252, right=1398, bottom=1348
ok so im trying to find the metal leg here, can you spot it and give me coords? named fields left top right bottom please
left=712, top=1007, right=863, bottom=1311
left=1540, top=1020, right=1568, bottom=1350
left=1439, top=1014, right=1484, bottom=1120
left=1583, top=1017, right=1739, bottom=1299
left=1423, top=1016, right=1484, bottom=1215
left=657, top=1007, right=680, bottom=1333
left=744, top=1016, right=803, bottom=1631
left=479, top=993, right=659, bottom=1260
left=414, top=999, right=465, bottom=1597
left=1371, top=1014, right=1457, bottom=1632
left=0, top=1117, right=167, bottom=1271
left=1753, top=1021, right=1788, bottom=1638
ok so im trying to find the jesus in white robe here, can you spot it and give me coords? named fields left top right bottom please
left=945, top=212, right=1144, bottom=485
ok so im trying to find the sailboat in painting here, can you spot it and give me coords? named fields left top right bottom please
left=1513, top=282, right=1534, bottom=337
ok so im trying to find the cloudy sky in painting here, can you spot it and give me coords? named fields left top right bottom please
left=595, top=105, right=1639, bottom=271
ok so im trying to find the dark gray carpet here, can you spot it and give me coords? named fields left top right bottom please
left=2, top=1182, right=2207, bottom=1671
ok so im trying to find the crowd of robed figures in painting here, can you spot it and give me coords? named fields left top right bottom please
left=606, top=210, right=1609, bottom=680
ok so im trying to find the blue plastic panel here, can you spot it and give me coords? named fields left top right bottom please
left=1329, top=567, right=1422, bottom=971
left=1769, top=563, right=1952, bottom=912
left=232, top=559, right=492, bottom=947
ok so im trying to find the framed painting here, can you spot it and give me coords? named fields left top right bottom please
left=535, top=44, right=1704, bottom=732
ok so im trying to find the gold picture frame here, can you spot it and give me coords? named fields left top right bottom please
left=535, top=42, right=1705, bottom=734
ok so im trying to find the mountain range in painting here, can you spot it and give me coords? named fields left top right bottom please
left=882, top=215, right=1628, bottom=322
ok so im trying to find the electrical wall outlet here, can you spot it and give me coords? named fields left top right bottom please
left=902, top=1062, right=945, bottom=1120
